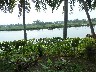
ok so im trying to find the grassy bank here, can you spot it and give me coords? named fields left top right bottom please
left=0, top=37, right=96, bottom=72
left=0, top=23, right=96, bottom=31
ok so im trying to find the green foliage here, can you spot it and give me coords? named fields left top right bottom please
left=0, top=0, right=16, bottom=13
left=0, top=0, right=95, bottom=15
left=0, top=37, right=96, bottom=71
left=1, top=18, right=96, bottom=31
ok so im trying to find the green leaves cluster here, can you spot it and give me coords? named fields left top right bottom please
left=0, top=0, right=16, bottom=13
left=0, top=0, right=31, bottom=17
left=0, top=37, right=95, bottom=59
left=0, top=37, right=96, bottom=71
left=0, top=0, right=96, bottom=16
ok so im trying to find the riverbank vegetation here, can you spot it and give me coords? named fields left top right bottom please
left=0, top=37, right=96, bottom=72
left=0, top=18, right=96, bottom=31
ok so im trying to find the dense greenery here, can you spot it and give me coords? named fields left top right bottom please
left=0, top=18, right=96, bottom=31
left=0, top=37, right=96, bottom=72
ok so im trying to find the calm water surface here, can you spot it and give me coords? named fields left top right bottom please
left=0, top=26, right=96, bottom=42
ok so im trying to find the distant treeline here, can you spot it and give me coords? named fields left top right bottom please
left=0, top=18, right=96, bottom=31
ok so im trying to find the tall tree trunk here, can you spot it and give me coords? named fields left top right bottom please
left=63, top=0, right=68, bottom=39
left=82, top=0, right=95, bottom=37
left=23, top=0, right=27, bottom=40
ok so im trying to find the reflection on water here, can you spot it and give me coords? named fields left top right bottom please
left=0, top=26, right=96, bottom=42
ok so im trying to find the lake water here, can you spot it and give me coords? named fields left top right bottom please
left=0, top=26, right=96, bottom=42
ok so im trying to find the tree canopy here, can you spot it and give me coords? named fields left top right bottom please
left=0, top=0, right=16, bottom=13
left=0, top=0, right=30, bottom=16
left=0, top=0, right=95, bottom=14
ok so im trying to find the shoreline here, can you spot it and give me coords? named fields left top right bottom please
left=0, top=25, right=95, bottom=31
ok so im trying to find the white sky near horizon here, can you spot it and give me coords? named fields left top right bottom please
left=0, top=2, right=96, bottom=25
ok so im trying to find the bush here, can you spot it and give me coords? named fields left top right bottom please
left=0, top=37, right=96, bottom=72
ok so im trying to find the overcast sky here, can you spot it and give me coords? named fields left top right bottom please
left=0, top=2, right=96, bottom=25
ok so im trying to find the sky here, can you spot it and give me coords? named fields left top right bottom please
left=0, top=2, right=96, bottom=25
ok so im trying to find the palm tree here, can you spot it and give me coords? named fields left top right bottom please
left=63, top=0, right=68, bottom=39
left=82, top=0, right=95, bottom=37
left=23, top=0, right=27, bottom=40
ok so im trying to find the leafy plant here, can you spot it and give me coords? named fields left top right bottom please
left=0, top=37, right=96, bottom=71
